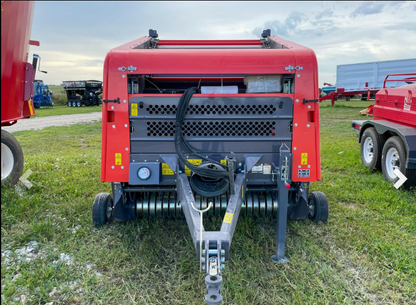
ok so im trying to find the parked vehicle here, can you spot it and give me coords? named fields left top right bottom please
left=93, top=29, right=328, bottom=304
left=33, top=80, right=54, bottom=108
left=62, top=80, right=102, bottom=107
left=321, top=58, right=416, bottom=105
left=352, top=73, right=416, bottom=188
left=1, top=1, right=45, bottom=186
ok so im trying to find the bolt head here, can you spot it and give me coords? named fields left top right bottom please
left=112, top=125, right=115, bottom=128
left=295, top=123, right=298, bottom=127
left=308, top=105, right=311, bottom=109
left=122, top=75, right=125, bottom=78
left=124, top=100, right=127, bottom=103
left=121, top=166, right=124, bottom=169
left=111, top=106, right=114, bottom=110
left=307, top=124, right=310, bottom=128
left=296, top=99, right=299, bottom=103
left=294, top=147, right=297, bottom=150
left=308, top=165, right=311, bottom=168
left=298, top=165, right=301, bottom=168
left=297, top=74, right=300, bottom=78
left=124, top=124, right=128, bottom=127
left=111, top=166, right=115, bottom=169
left=125, top=148, right=129, bottom=151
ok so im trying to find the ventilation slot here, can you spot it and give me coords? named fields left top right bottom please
left=146, top=121, right=276, bottom=137
left=145, top=104, right=277, bottom=115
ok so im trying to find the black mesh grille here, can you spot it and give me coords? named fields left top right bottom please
left=144, top=104, right=277, bottom=115
left=146, top=121, right=277, bottom=137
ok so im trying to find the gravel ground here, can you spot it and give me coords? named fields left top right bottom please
left=2, top=112, right=102, bottom=133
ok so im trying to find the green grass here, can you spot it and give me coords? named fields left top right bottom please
left=34, top=104, right=102, bottom=117
left=47, top=85, right=66, bottom=95
left=1, top=103, right=415, bottom=304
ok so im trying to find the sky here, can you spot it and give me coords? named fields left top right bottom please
left=28, top=1, right=416, bottom=85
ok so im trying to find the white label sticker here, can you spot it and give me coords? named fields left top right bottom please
left=263, top=164, right=272, bottom=175
left=251, top=164, right=263, bottom=173
left=404, top=96, right=411, bottom=111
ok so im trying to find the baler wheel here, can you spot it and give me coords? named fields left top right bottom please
left=308, top=191, right=329, bottom=223
left=1, top=130, right=24, bottom=187
left=92, top=193, right=114, bottom=226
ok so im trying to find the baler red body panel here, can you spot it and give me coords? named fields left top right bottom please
left=101, top=36, right=321, bottom=183
left=1, top=1, right=36, bottom=126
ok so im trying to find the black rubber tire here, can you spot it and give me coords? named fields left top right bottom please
left=360, top=127, right=383, bottom=171
left=381, top=136, right=416, bottom=189
left=67, top=101, right=71, bottom=107
left=1, top=129, right=24, bottom=187
left=92, top=193, right=113, bottom=226
left=308, top=191, right=329, bottom=223
left=77, top=101, right=82, bottom=107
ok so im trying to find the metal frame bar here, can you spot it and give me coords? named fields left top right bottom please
left=271, top=145, right=291, bottom=263
left=176, top=172, right=246, bottom=258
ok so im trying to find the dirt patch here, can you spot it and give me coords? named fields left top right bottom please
left=80, top=138, right=89, bottom=149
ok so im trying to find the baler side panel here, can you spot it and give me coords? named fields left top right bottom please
left=100, top=53, right=111, bottom=182
left=292, top=49, right=320, bottom=181
left=101, top=50, right=131, bottom=182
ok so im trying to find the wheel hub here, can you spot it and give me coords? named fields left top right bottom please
left=385, top=147, right=399, bottom=179
left=363, top=137, right=374, bottom=163
left=1, top=143, right=14, bottom=181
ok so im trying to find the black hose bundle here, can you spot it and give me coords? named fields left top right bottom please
left=174, top=87, right=229, bottom=180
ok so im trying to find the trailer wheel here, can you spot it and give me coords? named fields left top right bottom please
left=1, top=130, right=24, bottom=187
left=381, top=136, right=416, bottom=188
left=308, top=191, right=328, bottom=223
left=360, top=127, right=383, bottom=171
left=76, top=101, right=82, bottom=107
left=92, top=193, right=114, bottom=225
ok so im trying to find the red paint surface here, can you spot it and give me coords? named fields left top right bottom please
left=1, top=1, right=36, bottom=125
left=373, top=83, right=416, bottom=128
left=101, top=36, right=321, bottom=183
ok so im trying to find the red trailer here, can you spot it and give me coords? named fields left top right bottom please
left=352, top=73, right=416, bottom=188
left=93, top=29, right=328, bottom=304
left=1, top=1, right=42, bottom=186
left=320, top=59, right=416, bottom=106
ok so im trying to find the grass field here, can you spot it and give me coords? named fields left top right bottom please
left=34, top=105, right=102, bottom=118
left=47, top=85, right=66, bottom=95
left=1, top=100, right=415, bottom=304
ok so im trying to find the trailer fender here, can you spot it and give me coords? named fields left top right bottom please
left=359, top=120, right=416, bottom=169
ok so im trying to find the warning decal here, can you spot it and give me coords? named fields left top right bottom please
left=185, top=159, right=202, bottom=176
left=162, top=163, right=174, bottom=175
left=223, top=213, right=233, bottom=224
left=301, top=153, right=308, bottom=165
left=115, top=153, right=122, bottom=165
left=131, top=103, right=138, bottom=116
